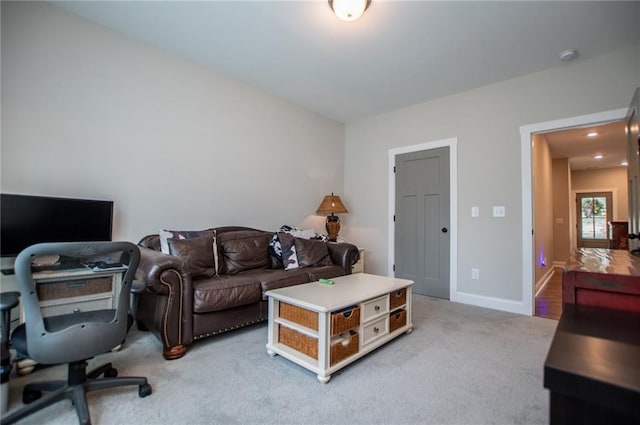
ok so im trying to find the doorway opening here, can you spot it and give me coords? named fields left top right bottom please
left=520, top=108, right=628, bottom=317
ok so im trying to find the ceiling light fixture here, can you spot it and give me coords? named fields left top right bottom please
left=329, top=0, right=371, bottom=22
left=621, top=161, right=629, bottom=166
left=587, top=132, right=598, bottom=137
left=559, top=48, right=579, bottom=61
left=594, top=154, right=603, bottom=159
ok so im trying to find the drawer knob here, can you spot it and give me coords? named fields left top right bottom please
left=373, top=327, right=379, bottom=333
left=374, top=305, right=380, bottom=312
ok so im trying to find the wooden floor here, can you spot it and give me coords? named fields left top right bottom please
left=535, top=269, right=563, bottom=320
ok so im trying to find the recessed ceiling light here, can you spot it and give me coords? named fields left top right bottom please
left=621, top=160, right=628, bottom=166
left=594, top=154, right=603, bottom=159
left=587, top=132, right=598, bottom=137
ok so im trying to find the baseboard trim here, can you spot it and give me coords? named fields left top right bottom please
left=452, top=291, right=530, bottom=316
left=534, top=267, right=556, bottom=297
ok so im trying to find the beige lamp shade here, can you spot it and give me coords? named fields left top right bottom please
left=315, top=194, right=349, bottom=215
left=316, top=193, right=348, bottom=242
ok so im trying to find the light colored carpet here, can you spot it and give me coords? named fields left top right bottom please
left=4, top=295, right=558, bottom=425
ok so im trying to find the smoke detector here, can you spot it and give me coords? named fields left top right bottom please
left=559, top=49, right=579, bottom=61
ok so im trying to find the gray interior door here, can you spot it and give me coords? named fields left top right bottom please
left=627, top=88, right=640, bottom=254
left=394, top=147, right=450, bottom=298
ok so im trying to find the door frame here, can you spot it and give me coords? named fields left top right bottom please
left=520, top=108, right=627, bottom=315
left=388, top=137, right=458, bottom=300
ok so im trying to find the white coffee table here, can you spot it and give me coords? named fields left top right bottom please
left=265, top=273, right=413, bottom=383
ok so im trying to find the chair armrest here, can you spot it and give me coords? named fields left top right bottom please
left=326, top=242, right=360, bottom=274
left=1, top=291, right=20, bottom=342
left=0, top=292, right=20, bottom=313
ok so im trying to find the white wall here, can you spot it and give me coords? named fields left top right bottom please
left=1, top=2, right=344, bottom=242
left=344, top=44, right=640, bottom=313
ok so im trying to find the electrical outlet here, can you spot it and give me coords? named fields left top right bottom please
left=471, top=268, right=480, bottom=280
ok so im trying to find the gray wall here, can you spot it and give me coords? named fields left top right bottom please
left=3, top=2, right=639, bottom=316
left=344, top=44, right=639, bottom=313
left=1, top=2, right=344, bottom=242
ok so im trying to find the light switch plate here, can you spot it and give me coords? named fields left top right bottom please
left=493, top=206, right=506, bottom=217
left=471, top=207, right=479, bottom=217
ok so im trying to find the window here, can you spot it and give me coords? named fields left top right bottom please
left=576, top=192, right=612, bottom=248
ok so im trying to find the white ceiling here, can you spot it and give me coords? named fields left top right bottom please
left=544, top=120, right=628, bottom=171
left=51, top=1, right=639, bottom=171
left=52, top=0, right=640, bottom=124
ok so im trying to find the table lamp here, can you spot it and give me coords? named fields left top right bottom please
left=316, top=193, right=349, bottom=242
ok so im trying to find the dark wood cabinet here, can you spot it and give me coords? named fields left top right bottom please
left=608, top=221, right=629, bottom=249
left=562, top=248, right=640, bottom=313
left=544, top=304, right=640, bottom=425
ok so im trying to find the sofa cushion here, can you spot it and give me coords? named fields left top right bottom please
left=219, top=232, right=272, bottom=275
left=167, top=236, right=217, bottom=279
left=193, top=275, right=262, bottom=313
left=306, top=265, right=346, bottom=282
left=294, top=238, right=333, bottom=268
left=242, top=269, right=311, bottom=297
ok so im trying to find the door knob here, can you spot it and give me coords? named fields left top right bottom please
left=441, top=227, right=448, bottom=233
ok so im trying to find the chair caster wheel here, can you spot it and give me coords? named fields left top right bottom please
left=104, top=367, right=118, bottom=378
left=23, top=389, right=42, bottom=404
left=139, top=383, right=152, bottom=398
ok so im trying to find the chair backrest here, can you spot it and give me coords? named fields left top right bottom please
left=14, top=241, right=140, bottom=364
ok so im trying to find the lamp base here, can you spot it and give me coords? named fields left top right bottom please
left=326, top=215, right=340, bottom=242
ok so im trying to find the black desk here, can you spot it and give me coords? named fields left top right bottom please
left=544, top=304, right=640, bottom=424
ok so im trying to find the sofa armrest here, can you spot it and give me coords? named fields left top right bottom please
left=135, top=246, right=194, bottom=359
left=326, top=242, right=360, bottom=274
left=136, top=246, right=188, bottom=295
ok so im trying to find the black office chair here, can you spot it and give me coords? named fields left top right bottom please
left=2, top=241, right=152, bottom=425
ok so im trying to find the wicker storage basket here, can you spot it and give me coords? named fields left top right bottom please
left=389, top=288, right=407, bottom=311
left=330, top=330, right=359, bottom=366
left=330, top=306, right=360, bottom=336
left=279, top=302, right=318, bottom=331
left=389, top=309, right=407, bottom=333
left=278, top=325, right=318, bottom=359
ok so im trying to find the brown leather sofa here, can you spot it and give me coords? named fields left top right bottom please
left=135, top=226, right=359, bottom=359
